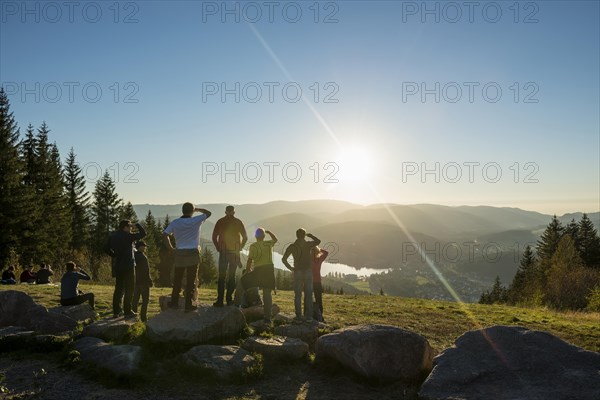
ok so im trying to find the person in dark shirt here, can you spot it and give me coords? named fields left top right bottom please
left=312, top=247, right=329, bottom=321
left=107, top=220, right=146, bottom=318
left=19, top=265, right=37, bottom=284
left=36, top=263, right=54, bottom=284
left=282, top=228, right=321, bottom=323
left=132, top=240, right=152, bottom=322
left=212, top=205, right=248, bottom=307
left=1, top=266, right=17, bottom=284
left=60, top=261, right=94, bottom=308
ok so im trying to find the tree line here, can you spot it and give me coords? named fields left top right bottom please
left=0, top=87, right=222, bottom=283
left=480, top=214, right=600, bottom=311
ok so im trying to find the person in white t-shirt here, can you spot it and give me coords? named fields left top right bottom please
left=163, top=202, right=212, bottom=312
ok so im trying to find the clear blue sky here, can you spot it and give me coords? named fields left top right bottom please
left=1, top=1, right=598, bottom=214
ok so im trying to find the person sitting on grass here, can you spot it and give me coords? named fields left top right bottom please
left=1, top=266, right=17, bottom=284
left=35, top=263, right=54, bottom=284
left=60, top=261, right=94, bottom=309
left=19, top=265, right=37, bottom=284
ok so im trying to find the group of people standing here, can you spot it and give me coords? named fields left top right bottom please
left=56, top=202, right=329, bottom=324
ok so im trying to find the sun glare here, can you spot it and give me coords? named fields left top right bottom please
left=336, top=145, right=373, bottom=184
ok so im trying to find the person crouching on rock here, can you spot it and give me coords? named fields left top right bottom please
left=133, top=240, right=152, bottom=322
left=60, top=261, right=94, bottom=309
left=240, top=228, right=278, bottom=324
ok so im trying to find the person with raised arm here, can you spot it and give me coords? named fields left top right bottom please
left=163, top=202, right=212, bottom=312
left=240, top=228, right=278, bottom=323
left=60, top=261, right=94, bottom=308
left=282, top=228, right=321, bottom=323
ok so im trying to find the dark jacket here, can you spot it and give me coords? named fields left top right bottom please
left=107, top=223, right=146, bottom=275
left=283, top=236, right=321, bottom=271
left=36, top=268, right=54, bottom=284
left=134, top=251, right=152, bottom=287
left=60, top=269, right=91, bottom=299
left=212, top=215, right=248, bottom=252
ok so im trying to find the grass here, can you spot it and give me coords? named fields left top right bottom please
left=1, top=283, right=598, bottom=352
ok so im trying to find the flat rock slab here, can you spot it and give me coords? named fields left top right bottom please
left=419, top=325, right=600, bottom=400
left=316, top=324, right=434, bottom=382
left=146, top=304, right=245, bottom=345
left=0, top=290, right=77, bottom=334
left=50, top=304, right=97, bottom=323
left=72, top=337, right=142, bottom=377
left=273, top=312, right=294, bottom=324
left=81, top=317, right=138, bottom=342
left=182, top=345, right=255, bottom=380
left=274, top=320, right=327, bottom=346
left=240, top=304, right=280, bottom=323
left=242, top=335, right=308, bottom=360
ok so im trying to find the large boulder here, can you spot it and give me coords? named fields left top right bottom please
left=316, top=324, right=434, bottom=382
left=72, top=337, right=142, bottom=377
left=50, top=304, right=97, bottom=323
left=146, top=304, right=245, bottom=345
left=240, top=304, right=280, bottom=323
left=242, top=335, right=308, bottom=361
left=419, top=325, right=600, bottom=400
left=81, top=317, right=140, bottom=343
left=274, top=320, right=326, bottom=347
left=182, top=345, right=256, bottom=380
left=0, top=290, right=77, bottom=334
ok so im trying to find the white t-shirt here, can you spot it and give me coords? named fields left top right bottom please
left=163, top=214, right=208, bottom=249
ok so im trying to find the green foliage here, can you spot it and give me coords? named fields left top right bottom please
left=243, top=353, right=264, bottom=380
left=585, top=286, right=600, bottom=312
left=64, top=148, right=91, bottom=250
left=479, top=276, right=508, bottom=304
left=90, top=170, right=122, bottom=273
left=578, top=213, right=600, bottom=269
left=199, top=248, right=217, bottom=285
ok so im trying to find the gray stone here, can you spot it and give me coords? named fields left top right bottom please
left=242, top=335, right=308, bottom=360
left=0, top=290, right=77, bottom=334
left=419, top=325, right=600, bottom=400
left=50, top=304, right=97, bottom=323
left=81, top=317, right=139, bottom=342
left=240, top=303, right=280, bottom=323
left=72, top=337, right=142, bottom=377
left=274, top=320, right=326, bottom=346
left=146, top=304, right=245, bottom=345
left=316, top=324, right=434, bottom=382
left=248, top=320, right=272, bottom=336
left=182, top=345, right=255, bottom=379
left=273, top=312, right=294, bottom=324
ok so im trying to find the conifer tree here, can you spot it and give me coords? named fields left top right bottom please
left=508, top=245, right=537, bottom=303
left=199, top=248, right=217, bottom=284
left=578, top=214, right=600, bottom=269
left=0, top=88, right=26, bottom=266
left=64, top=148, right=91, bottom=249
left=565, top=218, right=581, bottom=252
left=91, top=170, right=122, bottom=254
left=536, top=215, right=564, bottom=261
left=120, top=202, right=139, bottom=224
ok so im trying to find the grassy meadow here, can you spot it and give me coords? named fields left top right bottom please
left=1, top=283, right=598, bottom=352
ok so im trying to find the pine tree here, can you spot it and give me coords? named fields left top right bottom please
left=536, top=215, right=564, bottom=261
left=578, top=214, right=600, bottom=269
left=0, top=88, right=27, bottom=266
left=141, top=210, right=160, bottom=272
left=120, top=201, right=138, bottom=224
left=199, top=248, right=217, bottom=285
left=17, top=124, right=40, bottom=265
left=565, top=219, right=581, bottom=252
left=64, top=148, right=91, bottom=250
left=508, top=245, right=537, bottom=303
left=91, top=170, right=122, bottom=254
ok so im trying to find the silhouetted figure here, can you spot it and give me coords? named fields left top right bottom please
left=19, top=265, right=36, bottom=284
left=212, top=205, right=248, bottom=307
left=133, top=240, right=152, bottom=322
left=312, top=247, right=329, bottom=321
left=60, top=261, right=94, bottom=308
left=107, top=220, right=146, bottom=318
left=240, top=228, right=278, bottom=323
left=1, top=266, right=17, bottom=284
left=36, top=263, right=54, bottom=284
left=282, top=228, right=321, bottom=323
left=163, top=202, right=211, bottom=312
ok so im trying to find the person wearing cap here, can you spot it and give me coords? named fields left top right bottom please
left=133, top=240, right=152, bottom=322
left=163, top=202, right=212, bottom=312
left=282, top=229, right=321, bottom=323
left=240, top=228, right=278, bottom=323
left=107, top=219, right=146, bottom=318
left=212, top=205, right=248, bottom=307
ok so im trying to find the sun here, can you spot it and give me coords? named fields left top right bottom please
left=335, top=145, right=373, bottom=184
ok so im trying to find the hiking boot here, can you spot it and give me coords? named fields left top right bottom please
left=184, top=305, right=197, bottom=313
left=167, top=301, right=178, bottom=309
left=124, top=312, right=138, bottom=319
left=213, top=301, right=224, bottom=308
left=226, top=300, right=234, bottom=306
left=113, top=312, right=123, bottom=318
